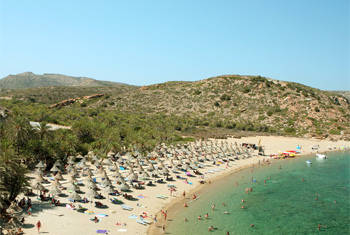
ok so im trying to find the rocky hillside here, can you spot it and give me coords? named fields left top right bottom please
left=89, top=75, right=348, bottom=140
left=1, top=74, right=349, bottom=140
left=0, top=72, right=123, bottom=89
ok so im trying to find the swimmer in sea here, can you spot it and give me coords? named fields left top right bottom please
left=198, top=215, right=201, bottom=220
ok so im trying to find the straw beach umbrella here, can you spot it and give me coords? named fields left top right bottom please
left=35, top=161, right=46, bottom=169
left=35, top=174, right=45, bottom=183
left=50, top=165, right=60, bottom=172
left=87, top=181, right=97, bottom=189
left=68, top=191, right=81, bottom=202
left=67, top=183, right=80, bottom=193
left=32, top=182, right=45, bottom=196
left=51, top=179, right=62, bottom=187
left=118, top=183, right=130, bottom=192
left=49, top=186, right=61, bottom=197
left=54, top=172, right=64, bottom=180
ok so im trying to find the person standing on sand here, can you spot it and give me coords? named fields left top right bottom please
left=162, top=224, right=165, bottom=234
left=153, top=215, right=157, bottom=226
left=36, top=220, right=41, bottom=234
left=28, top=206, right=32, bottom=215
left=183, top=191, right=186, bottom=197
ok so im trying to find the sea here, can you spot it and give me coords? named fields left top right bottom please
left=166, top=151, right=350, bottom=235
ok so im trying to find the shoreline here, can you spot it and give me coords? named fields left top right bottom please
left=16, top=136, right=349, bottom=235
left=148, top=158, right=262, bottom=235
left=147, top=136, right=349, bottom=235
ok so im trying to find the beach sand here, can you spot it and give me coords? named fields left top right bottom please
left=13, top=136, right=348, bottom=235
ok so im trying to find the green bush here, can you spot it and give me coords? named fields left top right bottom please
left=242, top=88, right=251, bottom=93
left=193, top=90, right=202, bottom=95
left=329, top=129, right=340, bottom=135
left=220, top=94, right=231, bottom=101
left=284, top=127, right=296, bottom=134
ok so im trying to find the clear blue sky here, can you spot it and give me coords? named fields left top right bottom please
left=0, top=0, right=349, bottom=90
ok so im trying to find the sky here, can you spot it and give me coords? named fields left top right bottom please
left=0, top=0, right=349, bottom=90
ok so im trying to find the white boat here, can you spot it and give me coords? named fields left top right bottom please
left=316, top=154, right=327, bottom=159
left=306, top=161, right=312, bottom=164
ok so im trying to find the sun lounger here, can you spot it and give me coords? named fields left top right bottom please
left=121, top=205, right=133, bottom=211
left=140, top=217, right=151, bottom=224
left=136, top=220, right=147, bottom=225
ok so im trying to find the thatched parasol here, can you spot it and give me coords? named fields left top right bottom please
left=35, top=161, right=46, bottom=168
left=68, top=191, right=81, bottom=201
left=118, top=183, right=130, bottom=192
left=49, top=186, right=61, bottom=196
left=50, top=165, right=60, bottom=172
left=67, top=183, right=79, bottom=192
left=51, top=179, right=62, bottom=187
left=54, top=172, right=64, bottom=180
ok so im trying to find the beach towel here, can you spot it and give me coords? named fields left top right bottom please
left=117, top=229, right=127, bottom=232
left=84, top=210, right=94, bottom=215
left=96, top=229, right=108, bottom=234
left=96, top=214, right=108, bottom=218
left=129, top=215, right=137, bottom=219
left=137, top=195, right=145, bottom=198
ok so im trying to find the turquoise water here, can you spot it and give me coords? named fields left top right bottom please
left=166, top=151, right=350, bottom=234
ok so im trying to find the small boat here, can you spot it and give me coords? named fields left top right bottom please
left=306, top=161, right=312, bottom=164
left=316, top=154, right=327, bottom=159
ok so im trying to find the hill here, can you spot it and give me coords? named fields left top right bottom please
left=94, top=75, right=349, bottom=140
left=1, top=74, right=349, bottom=140
left=0, top=72, right=123, bottom=89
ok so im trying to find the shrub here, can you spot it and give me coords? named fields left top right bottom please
left=329, top=129, right=341, bottom=135
left=242, top=88, right=251, bottom=93
left=220, top=94, right=231, bottom=101
left=214, top=101, right=220, bottom=107
left=284, top=127, right=296, bottom=134
left=193, top=90, right=202, bottom=95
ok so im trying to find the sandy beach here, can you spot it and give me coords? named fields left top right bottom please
left=11, top=136, right=348, bottom=235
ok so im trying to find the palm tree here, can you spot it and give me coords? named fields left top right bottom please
left=35, top=121, right=53, bottom=141
left=0, top=149, right=30, bottom=202
left=5, top=115, right=31, bottom=155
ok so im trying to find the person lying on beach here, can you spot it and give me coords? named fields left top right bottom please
left=116, top=222, right=127, bottom=226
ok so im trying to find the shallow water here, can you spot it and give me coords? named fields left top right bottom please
left=166, top=151, right=350, bottom=235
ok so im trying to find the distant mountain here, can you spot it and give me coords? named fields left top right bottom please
left=0, top=72, right=124, bottom=89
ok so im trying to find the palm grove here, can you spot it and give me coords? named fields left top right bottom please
left=0, top=99, right=184, bottom=209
